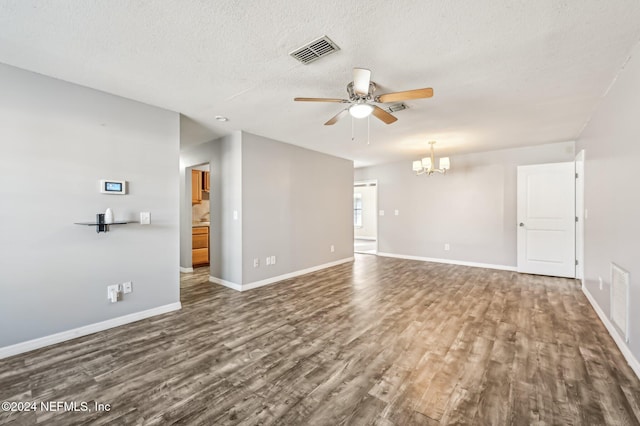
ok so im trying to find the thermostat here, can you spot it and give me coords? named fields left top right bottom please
left=100, top=179, right=127, bottom=195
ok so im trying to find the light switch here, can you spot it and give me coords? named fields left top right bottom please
left=233, top=210, right=238, bottom=220
left=394, top=210, right=399, bottom=216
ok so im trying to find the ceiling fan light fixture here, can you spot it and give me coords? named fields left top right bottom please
left=349, top=103, right=374, bottom=119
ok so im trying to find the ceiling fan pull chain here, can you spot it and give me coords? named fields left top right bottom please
left=367, top=115, right=371, bottom=145
left=352, top=116, right=355, bottom=142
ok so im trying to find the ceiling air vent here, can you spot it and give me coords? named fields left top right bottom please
left=386, top=103, right=408, bottom=113
left=290, top=36, right=340, bottom=65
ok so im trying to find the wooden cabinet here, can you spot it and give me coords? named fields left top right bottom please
left=203, top=171, right=210, bottom=192
left=192, top=170, right=202, bottom=204
left=192, top=170, right=209, bottom=204
left=192, top=226, right=209, bottom=267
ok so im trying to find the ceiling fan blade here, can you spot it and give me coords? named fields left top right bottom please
left=372, top=105, right=398, bottom=124
left=294, top=97, right=348, bottom=103
left=353, top=68, right=371, bottom=96
left=376, top=88, right=433, bottom=103
left=324, top=109, right=349, bottom=126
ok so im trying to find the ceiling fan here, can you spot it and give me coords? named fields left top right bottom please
left=294, top=67, right=433, bottom=125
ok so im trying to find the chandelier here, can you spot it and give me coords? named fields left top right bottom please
left=412, top=141, right=450, bottom=176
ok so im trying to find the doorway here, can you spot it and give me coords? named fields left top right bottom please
left=354, top=180, right=378, bottom=254
left=191, top=164, right=210, bottom=269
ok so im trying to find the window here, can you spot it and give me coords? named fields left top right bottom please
left=354, top=193, right=363, bottom=227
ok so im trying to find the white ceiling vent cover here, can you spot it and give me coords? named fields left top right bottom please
left=290, top=36, right=340, bottom=64
left=610, top=262, right=630, bottom=343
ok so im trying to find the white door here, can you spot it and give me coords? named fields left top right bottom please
left=517, top=162, right=575, bottom=278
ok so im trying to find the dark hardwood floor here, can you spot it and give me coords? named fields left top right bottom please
left=1, top=255, right=639, bottom=425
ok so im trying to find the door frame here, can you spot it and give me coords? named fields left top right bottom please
left=575, top=150, right=585, bottom=281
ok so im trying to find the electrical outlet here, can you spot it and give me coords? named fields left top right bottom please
left=379, top=210, right=385, bottom=216
left=599, top=276, right=603, bottom=290
left=330, top=245, right=335, bottom=253
left=253, top=258, right=259, bottom=268
left=271, top=255, right=276, bottom=265
left=444, top=243, right=450, bottom=251
left=140, top=212, right=151, bottom=225
left=107, top=284, right=120, bottom=303
left=266, top=256, right=271, bottom=266
left=122, top=281, right=132, bottom=294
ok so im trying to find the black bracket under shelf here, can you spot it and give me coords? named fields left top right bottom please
left=75, top=213, right=135, bottom=233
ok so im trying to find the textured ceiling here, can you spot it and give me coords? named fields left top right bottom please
left=1, top=1, right=639, bottom=167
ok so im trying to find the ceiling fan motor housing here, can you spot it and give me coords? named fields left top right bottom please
left=347, top=81, right=376, bottom=102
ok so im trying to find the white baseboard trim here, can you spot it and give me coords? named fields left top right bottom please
left=377, top=252, right=517, bottom=272
left=180, top=267, right=194, bottom=273
left=209, top=276, right=243, bottom=291
left=582, top=284, right=640, bottom=380
left=0, top=302, right=182, bottom=360
left=210, top=257, right=355, bottom=292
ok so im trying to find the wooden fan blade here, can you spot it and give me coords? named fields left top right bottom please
left=294, top=97, right=348, bottom=103
left=324, top=109, right=349, bottom=126
left=353, top=68, right=371, bottom=96
left=372, top=105, right=398, bottom=124
left=376, top=88, right=433, bottom=103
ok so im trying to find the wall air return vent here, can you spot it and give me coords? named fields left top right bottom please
left=610, top=262, right=630, bottom=342
left=290, top=36, right=340, bottom=65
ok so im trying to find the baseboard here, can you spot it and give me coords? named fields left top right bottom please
left=377, top=252, right=517, bottom=272
left=210, top=257, right=355, bottom=292
left=209, top=276, right=243, bottom=291
left=582, top=284, right=640, bottom=380
left=180, top=267, right=194, bottom=273
left=0, top=302, right=182, bottom=360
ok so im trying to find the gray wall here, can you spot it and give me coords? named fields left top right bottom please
left=354, top=141, right=575, bottom=267
left=180, top=131, right=352, bottom=287
left=241, top=132, right=353, bottom=284
left=576, top=40, right=640, bottom=361
left=0, top=63, right=180, bottom=347
left=179, top=131, right=243, bottom=284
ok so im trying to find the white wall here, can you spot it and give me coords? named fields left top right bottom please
left=354, top=185, right=377, bottom=239
left=576, top=40, right=640, bottom=368
left=354, top=141, right=575, bottom=268
left=0, top=63, right=180, bottom=349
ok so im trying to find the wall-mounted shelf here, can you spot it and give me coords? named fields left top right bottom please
left=75, top=213, right=140, bottom=233
left=74, top=220, right=137, bottom=233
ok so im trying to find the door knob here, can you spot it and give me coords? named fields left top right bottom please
left=519, top=222, right=525, bottom=227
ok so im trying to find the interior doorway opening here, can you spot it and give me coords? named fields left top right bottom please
left=354, top=180, right=378, bottom=254
left=191, top=163, right=210, bottom=269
